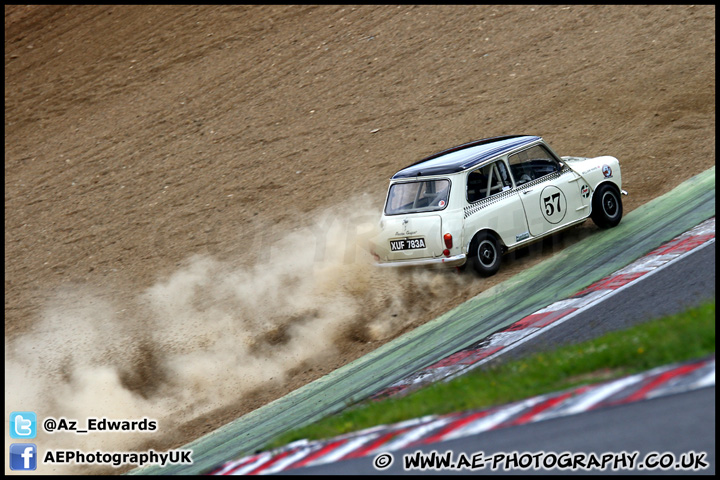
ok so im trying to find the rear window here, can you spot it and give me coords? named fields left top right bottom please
left=384, top=179, right=450, bottom=215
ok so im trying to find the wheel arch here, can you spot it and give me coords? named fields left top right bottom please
left=466, top=228, right=507, bottom=254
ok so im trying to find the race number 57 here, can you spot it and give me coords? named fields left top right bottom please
left=544, top=193, right=561, bottom=216
left=539, top=186, right=567, bottom=224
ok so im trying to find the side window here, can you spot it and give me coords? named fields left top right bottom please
left=508, top=145, right=561, bottom=186
left=467, top=160, right=512, bottom=203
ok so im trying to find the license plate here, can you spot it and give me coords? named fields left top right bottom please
left=390, top=238, right=426, bottom=251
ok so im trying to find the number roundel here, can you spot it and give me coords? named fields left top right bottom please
left=539, top=185, right=567, bottom=224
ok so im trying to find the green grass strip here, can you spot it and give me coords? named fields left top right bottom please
left=267, top=300, right=715, bottom=448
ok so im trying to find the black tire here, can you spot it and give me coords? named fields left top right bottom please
left=469, top=231, right=502, bottom=277
left=591, top=183, right=623, bottom=228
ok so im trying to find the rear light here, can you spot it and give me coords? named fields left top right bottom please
left=443, top=233, right=453, bottom=249
left=443, top=249, right=451, bottom=257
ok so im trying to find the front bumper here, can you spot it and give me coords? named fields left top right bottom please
left=375, top=253, right=467, bottom=268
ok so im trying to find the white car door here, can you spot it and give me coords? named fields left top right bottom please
left=463, top=159, right=529, bottom=248
left=509, top=145, right=587, bottom=237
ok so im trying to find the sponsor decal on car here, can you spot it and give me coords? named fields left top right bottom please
left=602, top=164, right=613, bottom=178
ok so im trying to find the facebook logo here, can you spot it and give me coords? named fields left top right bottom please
left=10, top=411, right=37, bottom=439
left=10, top=444, right=37, bottom=471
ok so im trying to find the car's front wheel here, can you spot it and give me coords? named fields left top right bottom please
left=591, top=183, right=623, bottom=228
left=469, top=231, right=502, bottom=277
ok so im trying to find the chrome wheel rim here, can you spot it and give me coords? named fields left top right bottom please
left=602, top=191, right=619, bottom=218
left=478, top=240, right=497, bottom=268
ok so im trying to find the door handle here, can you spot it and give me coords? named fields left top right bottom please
left=523, top=189, right=533, bottom=195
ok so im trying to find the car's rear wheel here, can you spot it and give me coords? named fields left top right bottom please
left=591, top=183, right=623, bottom=228
left=470, top=231, right=502, bottom=277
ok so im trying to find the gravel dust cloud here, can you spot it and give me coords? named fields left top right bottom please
left=5, top=197, right=464, bottom=474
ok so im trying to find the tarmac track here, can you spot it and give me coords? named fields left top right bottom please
left=293, top=387, right=715, bottom=475
left=282, top=239, right=716, bottom=475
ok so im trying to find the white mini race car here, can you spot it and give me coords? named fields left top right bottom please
left=370, top=135, right=627, bottom=276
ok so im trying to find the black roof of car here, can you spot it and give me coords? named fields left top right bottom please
left=391, top=135, right=541, bottom=179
